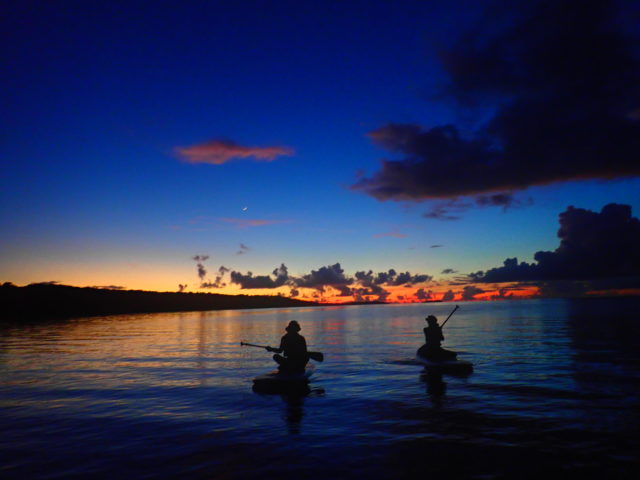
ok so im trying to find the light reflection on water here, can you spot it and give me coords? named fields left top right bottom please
left=1, top=298, right=639, bottom=479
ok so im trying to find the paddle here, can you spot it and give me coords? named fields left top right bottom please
left=240, top=341, right=324, bottom=362
left=439, top=304, right=459, bottom=329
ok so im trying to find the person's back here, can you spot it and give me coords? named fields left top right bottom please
left=268, top=320, right=309, bottom=373
left=424, top=324, right=444, bottom=348
left=418, top=315, right=456, bottom=361
left=280, top=331, right=307, bottom=363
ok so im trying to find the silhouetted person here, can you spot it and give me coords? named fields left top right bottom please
left=267, top=320, right=308, bottom=374
left=417, top=315, right=457, bottom=361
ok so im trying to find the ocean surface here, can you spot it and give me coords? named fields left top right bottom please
left=1, top=298, right=639, bottom=479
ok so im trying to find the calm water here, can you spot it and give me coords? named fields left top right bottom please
left=1, top=298, right=639, bottom=479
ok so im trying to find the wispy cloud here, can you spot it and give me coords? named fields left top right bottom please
left=236, top=243, right=251, bottom=255
left=175, top=139, right=294, bottom=165
left=219, top=218, right=290, bottom=229
left=373, top=231, right=407, bottom=238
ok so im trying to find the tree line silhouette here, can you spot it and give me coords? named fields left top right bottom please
left=0, top=283, right=317, bottom=323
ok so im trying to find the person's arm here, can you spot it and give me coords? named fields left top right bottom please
left=267, top=337, right=285, bottom=353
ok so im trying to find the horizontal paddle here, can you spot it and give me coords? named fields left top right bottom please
left=240, top=341, right=324, bottom=362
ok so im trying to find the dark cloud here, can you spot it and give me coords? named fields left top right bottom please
left=423, top=199, right=472, bottom=220
left=536, top=280, right=589, bottom=298
left=415, top=288, right=433, bottom=300
left=430, top=244, right=444, bottom=248
left=352, top=285, right=390, bottom=303
left=335, top=285, right=354, bottom=297
left=471, top=203, right=640, bottom=283
left=200, top=265, right=229, bottom=289
left=294, top=263, right=351, bottom=290
left=491, top=288, right=513, bottom=300
left=236, top=243, right=250, bottom=255
left=212, top=260, right=434, bottom=302
left=193, top=255, right=209, bottom=282
left=441, top=269, right=457, bottom=275
left=393, top=271, right=432, bottom=285
left=461, top=285, right=485, bottom=300
left=230, top=263, right=289, bottom=289
left=475, top=193, right=531, bottom=210
left=352, top=1, right=640, bottom=206
left=354, top=268, right=431, bottom=287
left=442, top=290, right=455, bottom=301
left=193, top=255, right=228, bottom=289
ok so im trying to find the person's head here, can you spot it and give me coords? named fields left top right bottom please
left=425, top=315, right=438, bottom=326
left=285, top=320, right=301, bottom=333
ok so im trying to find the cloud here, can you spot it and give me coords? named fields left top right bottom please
left=294, top=263, right=351, bottom=290
left=219, top=260, right=435, bottom=302
left=200, top=266, right=230, bottom=289
left=423, top=199, right=474, bottom=220
left=430, top=244, right=444, bottom=248
left=175, top=139, right=294, bottom=165
left=193, top=255, right=209, bottom=281
left=354, top=268, right=432, bottom=287
left=442, top=290, right=455, bottom=301
left=416, top=288, right=433, bottom=300
left=470, top=203, right=640, bottom=283
left=219, top=218, right=289, bottom=229
left=335, top=285, right=354, bottom=297
left=352, top=1, right=640, bottom=206
left=236, top=243, right=251, bottom=255
left=90, top=285, right=126, bottom=290
left=230, top=263, right=289, bottom=289
left=373, top=231, right=407, bottom=238
left=461, top=285, right=485, bottom=300
left=352, top=285, right=390, bottom=302
left=193, top=255, right=230, bottom=289
left=441, top=269, right=457, bottom=275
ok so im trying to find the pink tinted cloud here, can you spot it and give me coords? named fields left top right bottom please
left=219, top=218, right=290, bottom=229
left=175, top=139, right=294, bottom=165
left=373, top=231, right=407, bottom=238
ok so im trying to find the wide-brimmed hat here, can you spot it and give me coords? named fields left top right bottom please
left=285, top=320, right=301, bottom=332
left=425, top=315, right=438, bottom=324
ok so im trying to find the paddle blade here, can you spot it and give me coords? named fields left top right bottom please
left=308, top=351, right=324, bottom=362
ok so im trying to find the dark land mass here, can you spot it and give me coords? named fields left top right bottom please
left=335, top=300, right=388, bottom=306
left=0, top=283, right=319, bottom=323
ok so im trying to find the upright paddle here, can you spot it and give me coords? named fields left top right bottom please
left=240, top=341, right=324, bottom=362
left=439, top=305, right=459, bottom=329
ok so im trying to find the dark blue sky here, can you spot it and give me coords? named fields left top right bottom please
left=2, top=0, right=639, bottom=300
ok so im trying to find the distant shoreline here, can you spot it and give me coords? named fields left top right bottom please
left=0, top=283, right=321, bottom=323
left=3, top=283, right=637, bottom=325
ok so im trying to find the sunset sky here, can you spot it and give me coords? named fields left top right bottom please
left=2, top=0, right=639, bottom=303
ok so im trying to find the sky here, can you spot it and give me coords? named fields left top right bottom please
left=2, top=0, right=639, bottom=303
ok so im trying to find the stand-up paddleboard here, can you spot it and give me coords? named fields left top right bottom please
left=416, top=351, right=473, bottom=375
left=252, top=364, right=315, bottom=391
